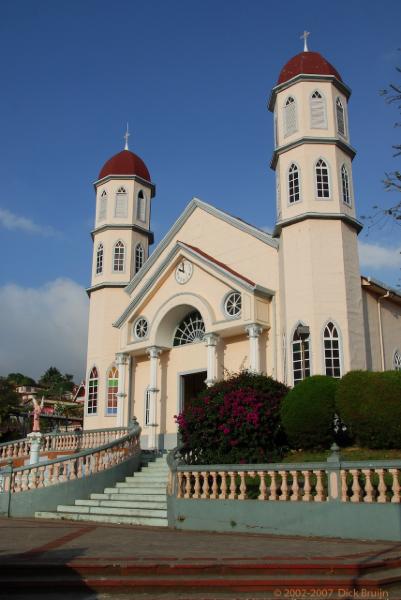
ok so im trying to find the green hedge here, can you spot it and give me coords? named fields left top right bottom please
left=336, top=370, right=401, bottom=448
left=280, top=375, right=339, bottom=449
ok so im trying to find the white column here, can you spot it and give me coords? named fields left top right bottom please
left=204, top=333, right=219, bottom=387
left=116, top=352, right=130, bottom=428
left=146, top=346, right=162, bottom=449
left=245, top=324, right=263, bottom=373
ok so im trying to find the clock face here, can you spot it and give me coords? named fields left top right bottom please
left=175, top=259, right=193, bottom=284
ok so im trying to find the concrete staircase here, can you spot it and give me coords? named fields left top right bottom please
left=35, top=455, right=169, bottom=527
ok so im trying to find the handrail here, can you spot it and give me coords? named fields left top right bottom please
left=0, top=423, right=141, bottom=494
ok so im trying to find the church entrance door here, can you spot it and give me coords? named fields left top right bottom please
left=180, top=370, right=207, bottom=413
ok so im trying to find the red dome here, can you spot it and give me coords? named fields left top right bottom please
left=278, top=51, right=342, bottom=85
left=98, top=149, right=151, bottom=182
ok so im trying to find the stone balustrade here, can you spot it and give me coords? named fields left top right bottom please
left=171, top=460, right=401, bottom=504
left=0, top=426, right=140, bottom=495
left=0, top=427, right=129, bottom=462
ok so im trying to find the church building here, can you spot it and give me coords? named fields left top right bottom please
left=84, top=44, right=401, bottom=449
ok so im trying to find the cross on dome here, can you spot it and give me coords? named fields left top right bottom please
left=300, top=30, right=310, bottom=52
left=124, top=123, right=130, bottom=150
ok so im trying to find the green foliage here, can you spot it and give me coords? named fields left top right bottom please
left=336, top=370, right=401, bottom=449
left=39, top=367, right=75, bottom=399
left=0, top=377, right=21, bottom=423
left=280, top=375, right=339, bottom=450
left=175, top=371, right=289, bottom=464
left=6, top=372, right=36, bottom=386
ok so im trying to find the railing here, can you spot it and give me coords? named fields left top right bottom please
left=0, top=424, right=141, bottom=495
left=168, top=449, right=401, bottom=504
left=0, top=427, right=129, bottom=461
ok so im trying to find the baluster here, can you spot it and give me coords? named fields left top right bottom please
left=37, top=466, right=45, bottom=488
left=29, top=467, right=38, bottom=489
left=52, top=464, right=60, bottom=485
left=279, top=470, right=288, bottom=501
left=228, top=471, right=237, bottom=499
left=69, top=459, right=77, bottom=480
left=211, top=472, right=219, bottom=499
left=44, top=464, right=53, bottom=487
left=377, top=469, right=387, bottom=503
left=193, top=472, right=201, bottom=498
left=315, top=470, right=326, bottom=502
left=201, top=471, right=210, bottom=498
left=238, top=471, right=247, bottom=500
left=219, top=471, right=228, bottom=499
left=340, top=470, right=348, bottom=501
left=390, top=469, right=401, bottom=503
left=14, top=471, right=22, bottom=492
left=177, top=472, right=184, bottom=498
left=17, top=443, right=23, bottom=458
left=301, top=470, right=312, bottom=501
left=258, top=470, right=267, bottom=500
left=362, top=469, right=374, bottom=503
left=290, top=470, right=300, bottom=501
left=77, top=457, right=83, bottom=479
left=184, top=472, right=192, bottom=498
left=268, top=471, right=278, bottom=501
left=350, top=469, right=361, bottom=503
left=21, top=469, right=29, bottom=491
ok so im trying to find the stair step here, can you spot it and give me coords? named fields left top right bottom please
left=116, top=482, right=166, bottom=489
left=125, top=475, right=167, bottom=482
left=57, top=505, right=167, bottom=518
left=104, top=487, right=164, bottom=495
left=35, top=511, right=168, bottom=526
left=76, top=499, right=167, bottom=510
left=90, top=492, right=167, bottom=502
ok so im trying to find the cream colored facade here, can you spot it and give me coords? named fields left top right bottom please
left=84, top=53, right=401, bottom=448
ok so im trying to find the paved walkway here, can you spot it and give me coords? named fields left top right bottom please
left=1, top=517, right=401, bottom=598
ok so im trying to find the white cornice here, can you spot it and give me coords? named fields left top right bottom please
left=268, top=74, right=351, bottom=112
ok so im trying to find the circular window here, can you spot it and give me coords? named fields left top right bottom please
left=134, top=317, right=148, bottom=340
left=224, top=292, right=242, bottom=318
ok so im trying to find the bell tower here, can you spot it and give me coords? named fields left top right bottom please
left=269, top=37, right=366, bottom=384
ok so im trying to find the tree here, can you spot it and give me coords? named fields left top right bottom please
left=6, top=372, right=36, bottom=387
left=0, top=377, right=21, bottom=424
left=39, top=367, right=75, bottom=400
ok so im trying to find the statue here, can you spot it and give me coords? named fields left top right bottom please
left=32, top=396, right=44, bottom=433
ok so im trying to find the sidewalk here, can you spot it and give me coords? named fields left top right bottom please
left=1, top=517, right=401, bottom=598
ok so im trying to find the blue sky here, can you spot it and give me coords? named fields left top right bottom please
left=0, top=0, right=400, bottom=381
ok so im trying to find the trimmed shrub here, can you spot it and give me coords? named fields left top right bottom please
left=336, top=370, right=401, bottom=448
left=174, top=371, right=289, bottom=464
left=280, top=375, right=339, bottom=449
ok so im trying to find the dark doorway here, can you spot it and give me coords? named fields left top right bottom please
left=180, top=371, right=207, bottom=412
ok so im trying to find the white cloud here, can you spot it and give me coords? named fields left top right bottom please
left=0, top=279, right=89, bottom=382
left=359, top=241, right=401, bottom=270
left=0, top=208, right=59, bottom=237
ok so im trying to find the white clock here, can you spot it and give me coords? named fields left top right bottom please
left=175, top=259, right=193, bottom=284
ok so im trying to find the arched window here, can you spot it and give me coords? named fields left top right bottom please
left=106, top=366, right=119, bottom=415
left=144, top=387, right=151, bottom=426
left=98, top=191, right=107, bottom=222
left=115, top=187, right=128, bottom=218
left=137, top=190, right=146, bottom=222
left=336, top=97, right=346, bottom=136
left=394, top=350, right=401, bottom=371
left=283, top=96, right=297, bottom=137
left=135, top=243, right=145, bottom=273
left=310, top=90, right=327, bottom=129
left=292, top=324, right=310, bottom=385
left=173, top=310, right=205, bottom=346
left=341, top=165, right=351, bottom=206
left=288, top=163, right=300, bottom=204
left=323, top=322, right=342, bottom=378
left=315, top=159, right=330, bottom=198
left=87, top=367, right=98, bottom=414
left=96, top=243, right=104, bottom=275
left=113, top=241, right=125, bottom=272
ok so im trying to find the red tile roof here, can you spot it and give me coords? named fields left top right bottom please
left=278, top=51, right=342, bottom=85
left=98, top=149, right=151, bottom=182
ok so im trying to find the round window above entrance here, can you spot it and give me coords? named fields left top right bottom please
left=224, top=291, right=242, bottom=318
left=173, top=310, right=205, bottom=346
left=134, top=317, right=148, bottom=340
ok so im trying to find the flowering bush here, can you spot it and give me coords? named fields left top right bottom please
left=174, top=372, right=289, bottom=464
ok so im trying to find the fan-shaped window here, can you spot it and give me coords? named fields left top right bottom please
left=173, top=310, right=205, bottom=346
left=310, top=90, right=327, bottom=129
left=115, top=187, right=128, bottom=218
left=315, top=159, right=330, bottom=198
left=135, top=243, right=145, bottom=273
left=113, top=241, right=125, bottom=272
left=106, top=367, right=119, bottom=415
left=283, top=96, right=297, bottom=138
left=134, top=317, right=148, bottom=340
left=323, top=322, right=342, bottom=377
left=87, top=367, right=98, bottom=414
left=98, top=191, right=107, bottom=222
left=341, top=164, right=351, bottom=206
left=336, top=97, right=346, bottom=136
left=224, top=292, right=242, bottom=318
left=394, top=350, right=401, bottom=371
left=96, top=243, right=104, bottom=275
left=288, top=163, right=300, bottom=204
left=292, top=325, right=310, bottom=385
left=137, top=190, right=146, bottom=222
